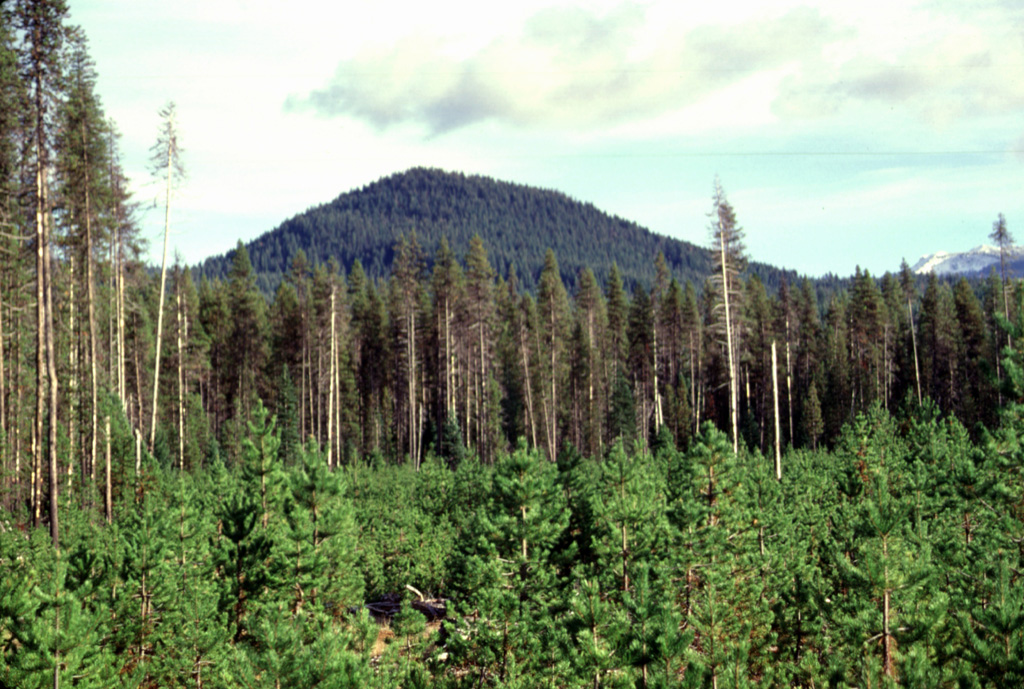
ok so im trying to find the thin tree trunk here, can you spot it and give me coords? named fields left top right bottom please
left=587, top=310, right=595, bottom=456
left=653, top=325, right=663, bottom=430
left=149, top=141, right=173, bottom=451
left=689, top=331, right=697, bottom=433
left=409, top=308, right=418, bottom=470
left=105, top=416, right=112, bottom=524
left=520, top=325, right=537, bottom=448
left=772, top=341, right=781, bottom=480
left=478, top=313, right=486, bottom=461
left=116, top=214, right=126, bottom=411
left=34, top=132, right=45, bottom=533
left=133, top=312, right=144, bottom=432
left=316, top=336, right=322, bottom=448
left=549, top=305, right=557, bottom=460
left=719, top=224, right=738, bottom=454
left=44, top=204, right=59, bottom=548
left=445, top=297, right=453, bottom=416
left=69, top=256, right=76, bottom=490
left=785, top=317, right=793, bottom=443
left=327, top=287, right=335, bottom=467
left=908, top=298, right=922, bottom=405
left=84, top=140, right=99, bottom=486
left=177, top=287, right=185, bottom=470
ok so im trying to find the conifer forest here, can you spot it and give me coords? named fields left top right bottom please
left=4, top=4, right=1024, bottom=688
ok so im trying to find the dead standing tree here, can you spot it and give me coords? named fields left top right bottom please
left=148, top=101, right=185, bottom=452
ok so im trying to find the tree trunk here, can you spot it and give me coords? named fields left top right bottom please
left=82, top=119, right=99, bottom=487
left=177, top=287, right=185, bottom=470
left=549, top=305, right=557, bottom=460
left=149, top=141, right=173, bottom=451
left=44, top=202, right=59, bottom=548
left=719, top=224, right=738, bottom=454
left=908, top=298, right=922, bottom=406
left=785, top=317, right=793, bottom=443
left=34, top=125, right=45, bottom=533
left=69, top=256, right=77, bottom=490
left=409, top=308, right=419, bottom=470
left=653, top=324, right=663, bottom=430
left=105, top=416, right=112, bottom=524
left=520, top=325, right=537, bottom=448
left=327, top=287, right=335, bottom=467
left=772, top=342, right=781, bottom=480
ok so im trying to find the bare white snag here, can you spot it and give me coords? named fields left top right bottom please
left=149, top=102, right=184, bottom=452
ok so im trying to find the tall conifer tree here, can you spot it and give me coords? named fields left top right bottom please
left=708, top=178, right=745, bottom=454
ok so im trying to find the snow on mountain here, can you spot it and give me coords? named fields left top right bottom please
left=911, top=244, right=1018, bottom=276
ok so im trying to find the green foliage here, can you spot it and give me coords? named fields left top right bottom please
left=195, top=167, right=799, bottom=297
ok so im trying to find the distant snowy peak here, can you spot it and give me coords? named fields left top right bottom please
left=912, top=244, right=1021, bottom=276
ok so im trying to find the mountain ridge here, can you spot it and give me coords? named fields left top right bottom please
left=194, top=167, right=801, bottom=295
left=912, top=244, right=1024, bottom=277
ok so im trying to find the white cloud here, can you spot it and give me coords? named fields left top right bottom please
left=290, top=5, right=839, bottom=134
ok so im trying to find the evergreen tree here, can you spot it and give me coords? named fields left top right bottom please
left=226, top=242, right=269, bottom=434
left=241, top=397, right=283, bottom=531
left=804, top=381, right=824, bottom=451
left=213, top=489, right=275, bottom=646
left=537, top=249, right=570, bottom=461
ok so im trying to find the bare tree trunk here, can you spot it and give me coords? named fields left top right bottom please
left=335, top=325, right=342, bottom=463
left=772, top=342, right=781, bottom=480
left=719, top=224, right=738, bottom=454
left=908, top=298, right=922, bottom=406
left=150, top=141, right=173, bottom=451
left=785, top=317, right=793, bottom=443
left=653, top=325, right=663, bottom=430
left=133, top=312, right=144, bottom=431
left=44, top=206, right=59, bottom=548
left=34, top=139, right=45, bottom=533
left=520, top=325, right=537, bottom=448
left=116, top=216, right=126, bottom=411
left=68, top=256, right=76, bottom=491
left=327, top=287, right=335, bottom=468
left=409, top=308, right=418, bottom=470
left=548, top=306, right=557, bottom=460
left=587, top=310, right=595, bottom=456
left=316, top=336, right=322, bottom=449
left=177, top=287, right=185, bottom=470
left=478, top=313, right=486, bottom=461
left=83, top=138, right=99, bottom=486
left=105, top=416, right=112, bottom=524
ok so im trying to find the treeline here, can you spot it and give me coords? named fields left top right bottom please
left=184, top=230, right=1009, bottom=478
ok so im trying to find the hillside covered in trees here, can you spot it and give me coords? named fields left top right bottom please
left=2, top=4, right=1024, bottom=688
left=194, top=167, right=801, bottom=296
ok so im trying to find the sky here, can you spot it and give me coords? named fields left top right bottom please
left=68, top=0, right=1024, bottom=278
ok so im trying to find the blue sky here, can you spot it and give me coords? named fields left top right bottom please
left=69, top=0, right=1023, bottom=277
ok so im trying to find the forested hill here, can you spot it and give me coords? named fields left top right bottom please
left=194, top=167, right=798, bottom=294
